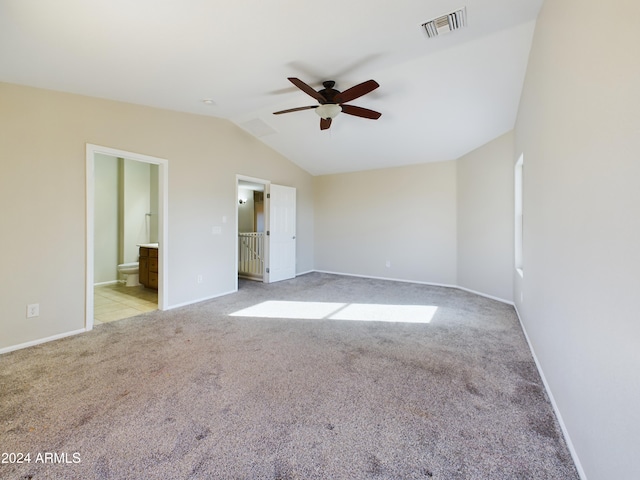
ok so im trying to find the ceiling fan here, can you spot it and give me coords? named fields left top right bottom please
left=273, top=77, right=381, bottom=130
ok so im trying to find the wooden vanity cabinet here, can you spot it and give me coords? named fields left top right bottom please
left=139, top=247, right=158, bottom=289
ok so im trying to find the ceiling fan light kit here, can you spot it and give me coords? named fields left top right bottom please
left=273, top=77, right=381, bottom=130
left=315, top=104, right=342, bottom=119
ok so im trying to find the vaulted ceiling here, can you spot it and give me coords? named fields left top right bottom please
left=0, top=0, right=543, bottom=175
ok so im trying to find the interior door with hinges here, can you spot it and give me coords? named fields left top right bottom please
left=266, top=184, right=296, bottom=283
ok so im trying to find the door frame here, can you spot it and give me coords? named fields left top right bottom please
left=86, top=144, right=169, bottom=330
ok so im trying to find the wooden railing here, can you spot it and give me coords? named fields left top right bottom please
left=238, top=232, right=264, bottom=279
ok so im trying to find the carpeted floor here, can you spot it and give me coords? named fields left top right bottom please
left=0, top=273, right=579, bottom=479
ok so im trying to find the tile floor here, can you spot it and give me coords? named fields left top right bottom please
left=94, top=283, right=158, bottom=325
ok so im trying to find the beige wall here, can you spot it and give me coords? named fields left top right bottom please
left=94, top=153, right=119, bottom=283
left=314, top=161, right=458, bottom=285
left=237, top=187, right=255, bottom=233
left=122, top=158, right=152, bottom=264
left=514, top=0, right=640, bottom=478
left=457, top=131, right=514, bottom=302
left=0, top=82, right=314, bottom=351
left=313, top=134, right=515, bottom=301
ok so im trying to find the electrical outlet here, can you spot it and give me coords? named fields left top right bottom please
left=27, top=303, right=39, bottom=318
left=197, top=275, right=203, bottom=284
left=385, top=260, right=391, bottom=268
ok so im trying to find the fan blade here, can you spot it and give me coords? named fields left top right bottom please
left=335, top=79, right=379, bottom=104
left=288, top=77, right=327, bottom=103
left=341, top=104, right=382, bottom=120
left=273, top=105, right=317, bottom=115
left=320, top=117, right=332, bottom=130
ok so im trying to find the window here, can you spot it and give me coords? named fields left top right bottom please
left=515, top=154, right=524, bottom=276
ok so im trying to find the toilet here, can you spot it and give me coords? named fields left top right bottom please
left=117, top=262, right=140, bottom=286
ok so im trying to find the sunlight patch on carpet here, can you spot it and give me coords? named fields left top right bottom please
left=229, top=301, right=437, bottom=323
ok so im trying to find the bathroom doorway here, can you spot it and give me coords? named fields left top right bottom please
left=86, top=145, right=168, bottom=330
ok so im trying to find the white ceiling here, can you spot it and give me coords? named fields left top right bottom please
left=0, top=0, right=542, bottom=175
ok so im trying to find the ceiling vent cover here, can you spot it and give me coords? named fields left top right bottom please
left=422, top=7, right=467, bottom=38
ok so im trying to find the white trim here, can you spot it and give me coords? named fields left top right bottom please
left=236, top=174, right=271, bottom=185
left=513, top=305, right=587, bottom=480
left=313, top=269, right=456, bottom=289
left=312, top=270, right=514, bottom=305
left=295, top=269, right=315, bottom=276
left=514, top=154, right=524, bottom=274
left=94, top=280, right=120, bottom=286
left=86, top=147, right=95, bottom=330
left=0, top=329, right=87, bottom=355
left=2, top=288, right=235, bottom=354
left=86, top=144, right=169, bottom=332
left=165, top=289, right=237, bottom=310
left=455, top=285, right=514, bottom=306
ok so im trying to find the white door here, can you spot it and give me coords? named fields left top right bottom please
left=266, top=184, right=296, bottom=283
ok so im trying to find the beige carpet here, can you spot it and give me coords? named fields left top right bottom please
left=0, top=273, right=578, bottom=479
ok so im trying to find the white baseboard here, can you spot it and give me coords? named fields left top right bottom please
left=3, top=288, right=236, bottom=354
left=165, top=289, right=238, bottom=310
left=0, top=328, right=87, bottom=355
left=313, top=269, right=457, bottom=289
left=295, top=269, right=315, bottom=277
left=312, top=270, right=514, bottom=305
left=513, top=305, right=587, bottom=480
left=455, top=285, right=514, bottom=306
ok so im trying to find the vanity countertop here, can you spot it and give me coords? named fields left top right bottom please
left=138, top=243, right=159, bottom=249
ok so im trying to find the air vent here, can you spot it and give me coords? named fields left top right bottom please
left=239, top=118, right=277, bottom=138
left=422, top=7, right=467, bottom=38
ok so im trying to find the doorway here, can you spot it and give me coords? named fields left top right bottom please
left=237, top=177, right=268, bottom=283
left=86, top=144, right=169, bottom=330
left=236, top=175, right=297, bottom=286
